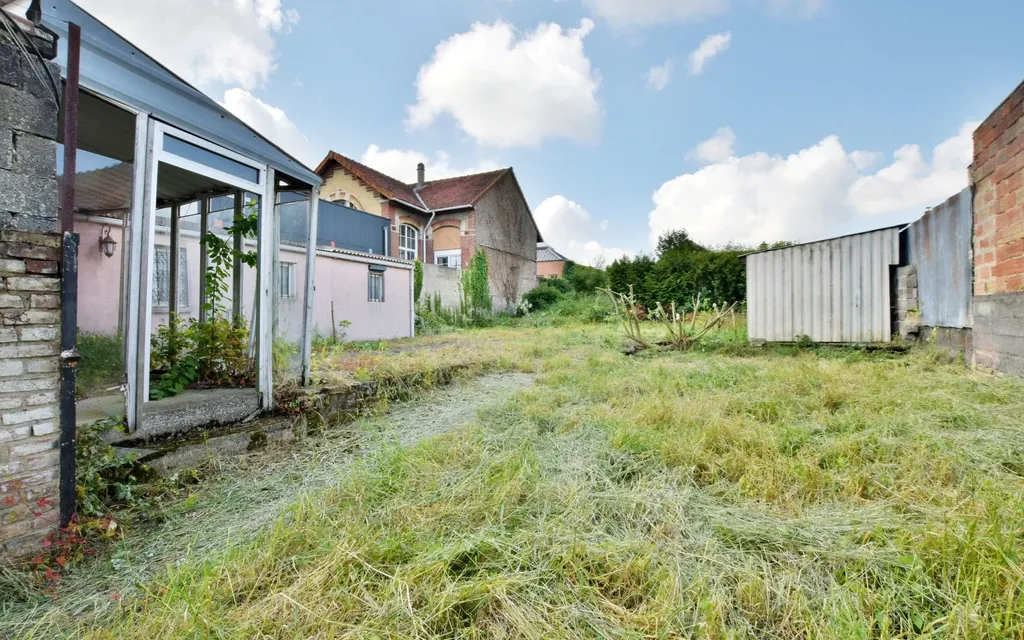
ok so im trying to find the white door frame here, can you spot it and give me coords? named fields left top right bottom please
left=132, top=121, right=268, bottom=425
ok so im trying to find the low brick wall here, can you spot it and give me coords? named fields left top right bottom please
left=0, top=231, right=61, bottom=555
left=971, top=80, right=1024, bottom=377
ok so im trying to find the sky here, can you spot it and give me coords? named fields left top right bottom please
left=41, top=0, right=1024, bottom=264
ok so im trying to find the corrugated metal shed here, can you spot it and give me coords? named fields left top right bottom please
left=903, top=188, right=973, bottom=328
left=745, top=226, right=902, bottom=343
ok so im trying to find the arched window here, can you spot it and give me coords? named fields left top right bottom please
left=398, top=223, right=419, bottom=260
left=346, top=195, right=364, bottom=211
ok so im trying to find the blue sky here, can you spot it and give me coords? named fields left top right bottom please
left=71, top=0, right=1024, bottom=263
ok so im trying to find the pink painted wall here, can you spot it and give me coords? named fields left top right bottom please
left=537, top=260, right=565, bottom=278
left=76, top=216, right=412, bottom=344
left=312, top=253, right=412, bottom=342
left=76, top=218, right=124, bottom=336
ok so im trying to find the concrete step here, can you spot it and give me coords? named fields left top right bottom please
left=118, top=417, right=296, bottom=477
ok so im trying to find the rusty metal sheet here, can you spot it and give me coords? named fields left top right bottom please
left=904, top=188, right=973, bottom=328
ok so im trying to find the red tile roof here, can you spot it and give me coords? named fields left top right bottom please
left=315, top=152, right=421, bottom=206
left=314, top=151, right=510, bottom=211
left=416, top=169, right=508, bottom=210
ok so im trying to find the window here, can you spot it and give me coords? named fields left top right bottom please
left=326, top=190, right=363, bottom=212
left=163, top=135, right=260, bottom=184
left=153, top=246, right=189, bottom=309
left=278, top=262, right=297, bottom=299
left=435, top=250, right=461, bottom=269
left=399, top=223, right=418, bottom=260
left=368, top=271, right=385, bottom=302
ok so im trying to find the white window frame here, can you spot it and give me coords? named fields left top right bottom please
left=152, top=245, right=189, bottom=310
left=368, top=271, right=385, bottom=302
left=398, top=223, right=419, bottom=261
left=435, top=249, right=462, bottom=269
left=278, top=262, right=297, bottom=299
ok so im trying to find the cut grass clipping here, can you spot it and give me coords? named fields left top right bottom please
left=9, top=322, right=1024, bottom=638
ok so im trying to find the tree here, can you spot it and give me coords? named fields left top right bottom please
left=564, top=261, right=608, bottom=294
left=656, top=229, right=706, bottom=256
left=757, top=240, right=795, bottom=251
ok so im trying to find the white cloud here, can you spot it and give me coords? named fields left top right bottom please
left=690, top=127, right=736, bottom=163
left=76, top=0, right=298, bottom=89
left=689, top=32, right=732, bottom=75
left=360, top=146, right=500, bottom=184
left=646, top=61, right=673, bottom=91
left=648, top=122, right=976, bottom=248
left=848, top=122, right=976, bottom=216
left=584, top=0, right=728, bottom=28
left=220, top=88, right=312, bottom=166
left=406, top=19, right=601, bottom=148
left=535, top=196, right=629, bottom=266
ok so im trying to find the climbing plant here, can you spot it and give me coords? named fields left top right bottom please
left=414, top=259, right=423, bottom=303
left=150, top=202, right=258, bottom=400
left=470, top=249, right=490, bottom=311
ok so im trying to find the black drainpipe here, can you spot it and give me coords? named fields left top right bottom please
left=57, top=23, right=82, bottom=529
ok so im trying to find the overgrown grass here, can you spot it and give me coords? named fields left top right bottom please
left=10, top=322, right=1024, bottom=638
left=76, top=332, right=123, bottom=398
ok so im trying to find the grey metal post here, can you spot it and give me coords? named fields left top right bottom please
left=257, top=169, right=276, bottom=409
left=132, top=118, right=158, bottom=425
left=232, top=190, right=243, bottom=322
left=198, top=197, right=209, bottom=322
left=300, top=189, right=320, bottom=385
left=169, top=203, right=179, bottom=324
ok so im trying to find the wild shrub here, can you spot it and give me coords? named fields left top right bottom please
left=539, top=275, right=572, bottom=293
left=607, top=229, right=747, bottom=310
left=524, top=284, right=563, bottom=311
left=564, top=262, right=608, bottom=294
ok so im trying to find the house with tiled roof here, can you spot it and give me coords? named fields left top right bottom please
left=315, top=152, right=542, bottom=308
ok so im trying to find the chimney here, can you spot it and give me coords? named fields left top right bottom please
left=416, top=162, right=425, bottom=189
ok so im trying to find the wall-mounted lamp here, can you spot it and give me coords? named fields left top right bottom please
left=99, top=224, right=118, bottom=259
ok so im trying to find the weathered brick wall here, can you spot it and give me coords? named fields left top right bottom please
left=474, top=172, right=538, bottom=307
left=0, top=27, right=62, bottom=555
left=971, top=80, right=1024, bottom=376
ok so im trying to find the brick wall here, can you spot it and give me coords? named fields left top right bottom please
left=473, top=172, right=538, bottom=307
left=972, top=80, right=1024, bottom=294
left=971, top=80, right=1024, bottom=376
left=0, top=27, right=62, bottom=555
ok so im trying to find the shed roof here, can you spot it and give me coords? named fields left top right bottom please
left=739, top=224, right=908, bottom=258
left=537, top=244, right=568, bottom=262
left=40, top=0, right=320, bottom=188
